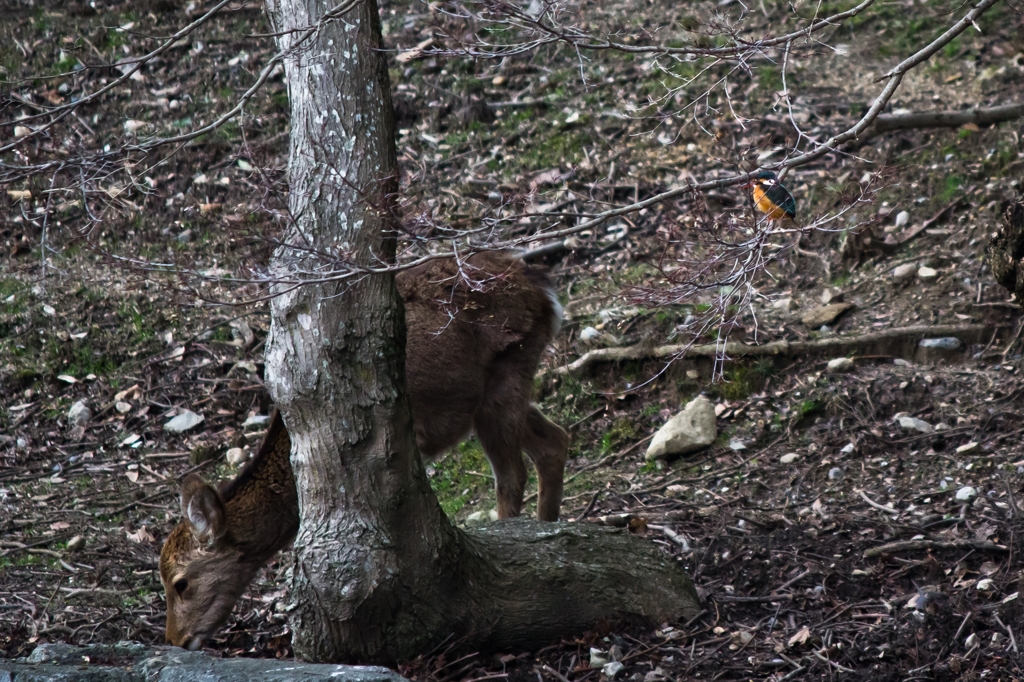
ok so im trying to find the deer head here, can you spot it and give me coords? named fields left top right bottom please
left=161, top=414, right=298, bottom=649
left=160, top=475, right=257, bottom=649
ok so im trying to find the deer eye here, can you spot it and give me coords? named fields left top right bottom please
left=173, top=578, right=189, bottom=595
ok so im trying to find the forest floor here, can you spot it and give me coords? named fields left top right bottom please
left=2, top=0, right=1024, bottom=679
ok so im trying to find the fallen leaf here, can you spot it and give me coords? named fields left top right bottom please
left=50, top=521, right=71, bottom=531
left=126, top=526, right=154, bottom=543
left=396, top=37, right=434, bottom=63
left=788, top=626, right=811, bottom=647
left=114, top=384, right=143, bottom=402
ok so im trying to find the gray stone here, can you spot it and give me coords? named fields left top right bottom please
left=892, top=263, right=917, bottom=281
left=226, top=447, right=248, bottom=466
left=164, top=410, right=204, bottom=433
left=1, top=642, right=407, bottom=682
left=820, top=288, right=844, bottom=304
left=68, top=400, right=92, bottom=427
left=826, top=357, right=854, bottom=373
left=801, top=303, right=852, bottom=327
left=897, top=416, right=933, bottom=434
left=242, top=414, right=272, bottom=429
left=919, top=337, right=962, bottom=350
left=646, top=396, right=717, bottom=460
left=956, top=486, right=977, bottom=501
left=772, top=297, right=795, bottom=312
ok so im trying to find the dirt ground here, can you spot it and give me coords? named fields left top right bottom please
left=2, top=0, right=1024, bottom=679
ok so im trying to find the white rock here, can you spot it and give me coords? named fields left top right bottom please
left=773, top=297, right=795, bottom=312
left=827, top=357, right=855, bottom=373
left=956, top=442, right=979, bottom=454
left=897, top=416, right=933, bottom=434
left=893, top=263, right=917, bottom=281
left=894, top=210, right=910, bottom=228
left=589, top=648, right=608, bottom=667
left=646, top=396, right=717, bottom=460
left=840, top=443, right=855, bottom=454
left=955, top=486, right=977, bottom=501
left=780, top=453, right=800, bottom=464
left=918, top=266, right=938, bottom=280
left=465, top=509, right=498, bottom=527
left=965, top=633, right=978, bottom=649
left=820, top=288, right=843, bottom=304
left=579, top=326, right=601, bottom=342
left=603, top=662, right=625, bottom=678
left=164, top=409, right=204, bottom=433
left=124, top=119, right=146, bottom=133
left=226, top=447, right=248, bottom=466
left=977, top=578, right=995, bottom=591
left=67, top=400, right=92, bottom=427
left=66, top=535, right=86, bottom=552
left=242, top=414, right=272, bottom=429
left=115, top=401, right=132, bottom=414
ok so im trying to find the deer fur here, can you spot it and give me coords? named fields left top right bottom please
left=160, top=252, right=570, bottom=649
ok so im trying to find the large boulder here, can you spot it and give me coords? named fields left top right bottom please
left=646, top=396, right=717, bottom=460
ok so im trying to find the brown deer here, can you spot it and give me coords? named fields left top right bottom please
left=159, top=252, right=570, bottom=649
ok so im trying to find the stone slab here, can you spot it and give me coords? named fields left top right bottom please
left=0, top=643, right=407, bottom=682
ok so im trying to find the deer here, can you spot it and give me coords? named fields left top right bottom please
left=159, top=251, right=571, bottom=650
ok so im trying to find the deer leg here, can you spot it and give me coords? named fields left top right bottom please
left=523, top=406, right=569, bottom=522
left=474, top=408, right=529, bottom=519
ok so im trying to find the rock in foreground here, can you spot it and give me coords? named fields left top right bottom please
left=646, top=396, right=717, bottom=460
left=0, top=642, right=408, bottom=682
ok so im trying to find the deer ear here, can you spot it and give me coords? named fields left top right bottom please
left=180, top=473, right=226, bottom=544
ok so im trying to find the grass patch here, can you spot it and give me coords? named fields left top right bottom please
left=428, top=439, right=493, bottom=517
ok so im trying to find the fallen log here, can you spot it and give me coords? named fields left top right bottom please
left=551, top=323, right=998, bottom=378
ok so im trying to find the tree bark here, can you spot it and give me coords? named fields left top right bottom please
left=262, top=0, right=699, bottom=664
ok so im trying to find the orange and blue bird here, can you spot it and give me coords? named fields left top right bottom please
left=745, top=170, right=796, bottom=222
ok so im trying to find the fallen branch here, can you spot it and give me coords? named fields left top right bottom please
left=863, top=540, right=1010, bottom=559
left=551, top=324, right=997, bottom=378
left=856, top=102, right=1024, bottom=144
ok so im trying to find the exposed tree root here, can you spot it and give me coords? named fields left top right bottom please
left=551, top=323, right=999, bottom=378
left=863, top=540, right=1009, bottom=559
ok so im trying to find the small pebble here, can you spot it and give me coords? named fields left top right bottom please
left=956, top=486, right=977, bottom=501
left=827, top=357, right=854, bottom=373
left=892, top=263, right=917, bottom=281
left=894, top=210, right=910, bottom=228
left=579, top=326, right=600, bottom=342
left=828, top=467, right=843, bottom=480
left=66, top=535, right=86, bottom=552
left=919, top=337, right=962, bottom=350
left=226, top=447, right=248, bottom=466
left=780, top=453, right=800, bottom=464
left=917, top=266, right=938, bottom=280
left=897, top=416, right=933, bottom=434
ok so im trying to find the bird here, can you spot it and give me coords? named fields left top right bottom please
left=745, top=170, right=796, bottom=222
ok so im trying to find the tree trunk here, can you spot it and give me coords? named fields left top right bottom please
left=262, top=0, right=700, bottom=664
